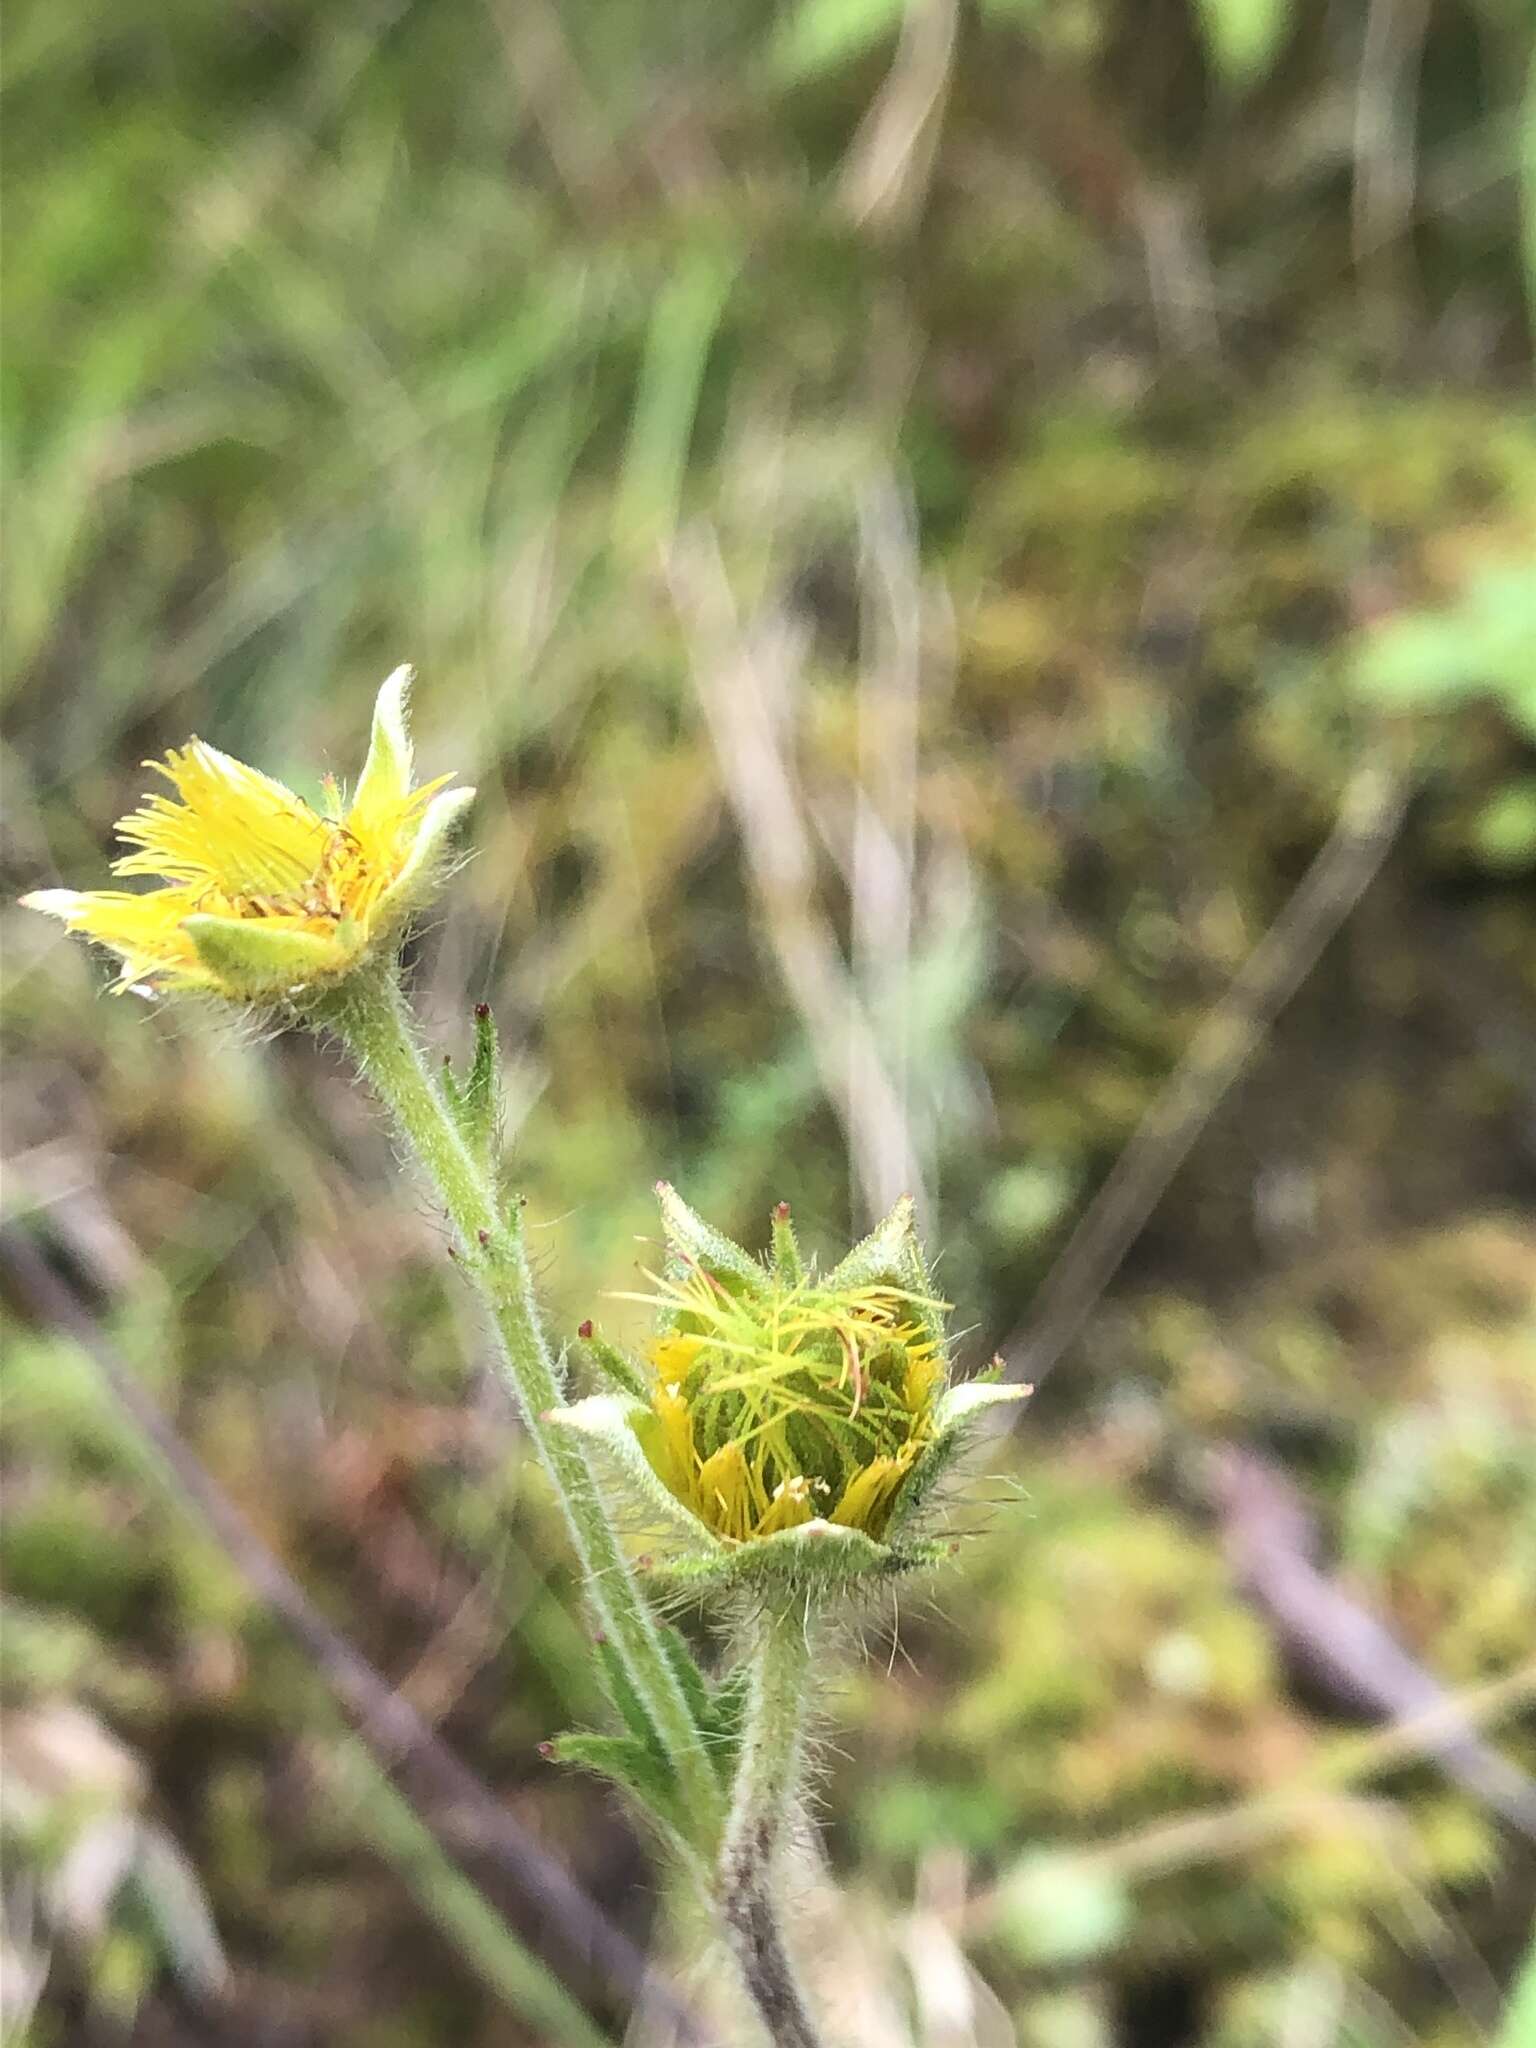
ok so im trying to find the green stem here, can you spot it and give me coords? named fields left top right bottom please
left=313, top=967, right=721, bottom=1843
left=718, top=1601, right=827, bottom=2048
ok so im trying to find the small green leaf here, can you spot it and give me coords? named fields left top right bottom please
left=655, top=1622, right=713, bottom=1735
left=702, top=1663, right=752, bottom=1786
left=440, top=1005, right=505, bottom=1168
left=549, top=1733, right=688, bottom=1838
left=593, top=1634, right=664, bottom=1758
left=460, top=1003, right=504, bottom=1161
left=438, top=1057, right=465, bottom=1120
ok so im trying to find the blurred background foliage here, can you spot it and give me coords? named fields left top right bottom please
left=2, top=0, right=1534, bottom=2042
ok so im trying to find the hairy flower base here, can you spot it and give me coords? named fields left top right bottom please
left=23, top=666, right=472, bottom=999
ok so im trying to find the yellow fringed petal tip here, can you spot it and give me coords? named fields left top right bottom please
left=21, top=666, right=474, bottom=1000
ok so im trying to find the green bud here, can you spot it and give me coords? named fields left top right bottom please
left=559, top=1189, right=1029, bottom=1603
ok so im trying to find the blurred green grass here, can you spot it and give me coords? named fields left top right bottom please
left=3, top=2, right=1535, bottom=2043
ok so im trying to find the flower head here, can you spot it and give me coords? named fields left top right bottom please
left=22, top=667, right=473, bottom=1000
left=554, top=1186, right=1028, bottom=1598
left=636, top=1264, right=946, bottom=1543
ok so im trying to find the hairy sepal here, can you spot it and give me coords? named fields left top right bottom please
left=549, top=1732, right=691, bottom=1842
left=372, top=786, right=476, bottom=936
left=351, top=664, right=416, bottom=819
left=644, top=1516, right=928, bottom=1601
left=574, top=1327, right=650, bottom=1402
left=439, top=1003, right=505, bottom=1170
left=545, top=1395, right=724, bottom=1559
left=655, top=1182, right=769, bottom=1298
left=883, top=1379, right=1030, bottom=1543
left=184, top=915, right=354, bottom=999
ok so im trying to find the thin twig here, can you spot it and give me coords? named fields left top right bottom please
left=837, top=0, right=959, bottom=233
left=1212, top=1445, right=1536, bottom=1839
left=1000, top=759, right=1405, bottom=1393
left=667, top=527, right=929, bottom=1224
left=0, top=1225, right=700, bottom=2042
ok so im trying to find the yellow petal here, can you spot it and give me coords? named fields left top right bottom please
left=638, top=1382, right=699, bottom=1506
left=902, top=1351, right=944, bottom=1418
left=114, top=741, right=327, bottom=895
left=695, top=1441, right=755, bottom=1543
left=649, top=1334, right=704, bottom=1380
left=348, top=665, right=416, bottom=835
left=22, top=885, right=213, bottom=992
left=755, top=1474, right=816, bottom=1537
left=829, top=1449, right=916, bottom=1537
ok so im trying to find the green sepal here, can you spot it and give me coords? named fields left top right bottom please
left=655, top=1182, right=769, bottom=1298
left=574, top=1328, right=650, bottom=1403
left=548, top=1732, right=689, bottom=1839
left=371, top=786, right=476, bottom=936
left=932, top=1377, right=1030, bottom=1433
left=184, top=916, right=354, bottom=998
left=769, top=1203, right=804, bottom=1284
left=644, top=1515, right=917, bottom=1599
left=655, top=1621, right=712, bottom=1734
left=438, top=1004, right=505, bottom=1170
left=822, top=1195, right=919, bottom=1293
left=352, top=664, right=416, bottom=820
left=884, top=1378, right=1030, bottom=1543
left=823, top=1194, right=949, bottom=1360
left=593, top=1633, right=664, bottom=1757
left=545, top=1396, right=724, bottom=1559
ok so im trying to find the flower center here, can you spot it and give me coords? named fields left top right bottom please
left=642, top=1271, right=945, bottom=1540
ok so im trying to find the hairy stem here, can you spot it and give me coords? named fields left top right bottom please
left=314, top=967, right=721, bottom=1843
left=719, top=1601, right=827, bottom=2048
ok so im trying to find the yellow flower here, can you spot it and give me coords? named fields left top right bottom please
left=22, top=666, right=473, bottom=1000
left=631, top=1265, right=949, bottom=1544
left=556, top=1188, right=1032, bottom=1595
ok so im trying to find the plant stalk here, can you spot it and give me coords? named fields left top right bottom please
left=718, top=1600, right=827, bottom=2048
left=314, top=967, right=721, bottom=1843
